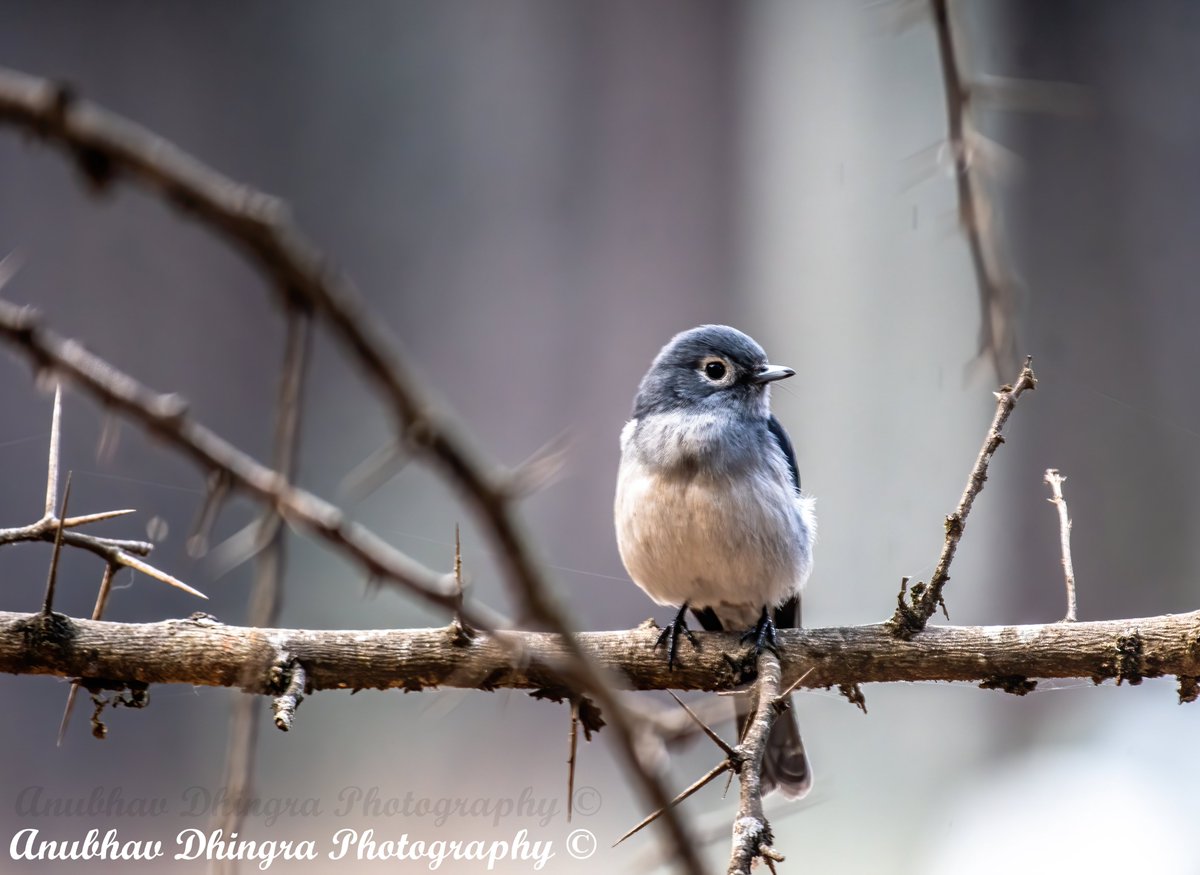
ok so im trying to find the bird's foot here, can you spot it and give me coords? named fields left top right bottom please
left=740, top=606, right=780, bottom=657
left=654, top=603, right=699, bottom=670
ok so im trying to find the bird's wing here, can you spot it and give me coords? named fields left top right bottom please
left=767, top=413, right=800, bottom=493
left=767, top=414, right=802, bottom=630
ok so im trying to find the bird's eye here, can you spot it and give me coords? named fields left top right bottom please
left=699, top=357, right=731, bottom=384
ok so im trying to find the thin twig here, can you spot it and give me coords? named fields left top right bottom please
left=0, top=521, right=148, bottom=554
left=889, top=356, right=1037, bottom=638
left=1044, top=468, right=1078, bottom=622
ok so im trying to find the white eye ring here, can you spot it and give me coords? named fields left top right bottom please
left=698, top=356, right=735, bottom=386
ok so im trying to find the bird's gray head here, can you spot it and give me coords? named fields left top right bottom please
left=632, top=325, right=794, bottom=420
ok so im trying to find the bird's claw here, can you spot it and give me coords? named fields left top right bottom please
left=740, top=607, right=780, bottom=657
left=654, top=603, right=699, bottom=670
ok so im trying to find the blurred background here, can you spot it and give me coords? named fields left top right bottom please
left=3, top=1, right=1200, bottom=872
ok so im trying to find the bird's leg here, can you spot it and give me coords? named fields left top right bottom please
left=740, top=606, right=779, bottom=656
left=654, top=602, right=700, bottom=670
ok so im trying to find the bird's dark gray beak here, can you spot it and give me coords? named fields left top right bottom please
left=750, top=364, right=795, bottom=384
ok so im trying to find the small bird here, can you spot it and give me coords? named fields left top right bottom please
left=614, top=324, right=816, bottom=798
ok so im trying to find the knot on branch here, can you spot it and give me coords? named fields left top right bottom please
left=944, top=512, right=964, bottom=539
left=1178, top=676, right=1199, bottom=705
left=14, top=611, right=77, bottom=670
left=1115, top=631, right=1145, bottom=686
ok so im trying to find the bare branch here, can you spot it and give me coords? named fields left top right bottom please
left=5, top=611, right=1199, bottom=696
left=0, top=520, right=148, bottom=555
left=1044, top=468, right=1078, bottom=622
left=889, top=356, right=1037, bottom=637
left=728, top=652, right=783, bottom=875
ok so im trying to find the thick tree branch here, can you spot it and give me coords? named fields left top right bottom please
left=4, top=611, right=1198, bottom=697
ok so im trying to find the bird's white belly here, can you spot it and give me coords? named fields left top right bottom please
left=615, top=455, right=810, bottom=612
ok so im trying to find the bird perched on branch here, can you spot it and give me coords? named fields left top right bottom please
left=614, top=324, right=816, bottom=797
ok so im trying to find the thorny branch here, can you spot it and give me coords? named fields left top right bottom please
left=5, top=611, right=1199, bottom=700
left=728, top=652, right=785, bottom=875
left=0, top=67, right=702, bottom=872
left=0, top=385, right=206, bottom=600
left=889, top=356, right=1037, bottom=638
left=0, top=299, right=464, bottom=618
left=932, top=0, right=1019, bottom=378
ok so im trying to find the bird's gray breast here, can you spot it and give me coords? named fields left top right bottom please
left=614, top=411, right=812, bottom=612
